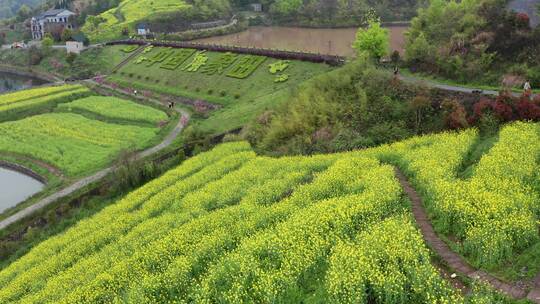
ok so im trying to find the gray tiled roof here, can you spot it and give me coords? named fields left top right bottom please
left=36, top=9, right=74, bottom=19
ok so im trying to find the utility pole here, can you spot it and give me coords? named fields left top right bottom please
left=328, top=40, right=332, bottom=55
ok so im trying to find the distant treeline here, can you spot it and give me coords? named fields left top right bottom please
left=231, top=0, right=426, bottom=26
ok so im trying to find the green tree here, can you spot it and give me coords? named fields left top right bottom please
left=41, top=35, right=54, bottom=54
left=61, top=28, right=73, bottom=42
left=352, top=21, right=389, bottom=61
left=409, top=95, right=431, bottom=132
left=86, top=15, right=106, bottom=30
left=66, top=52, right=77, bottom=65
left=405, top=33, right=434, bottom=64
left=16, top=4, right=31, bottom=22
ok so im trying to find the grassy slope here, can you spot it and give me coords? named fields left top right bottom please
left=109, top=47, right=333, bottom=134
left=0, top=45, right=132, bottom=79
left=82, top=0, right=191, bottom=42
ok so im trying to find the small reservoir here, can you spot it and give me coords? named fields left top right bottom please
left=0, top=167, right=44, bottom=213
left=0, top=71, right=49, bottom=94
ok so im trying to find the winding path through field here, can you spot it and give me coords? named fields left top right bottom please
left=0, top=101, right=190, bottom=231
left=397, top=74, right=539, bottom=98
left=394, top=168, right=540, bottom=303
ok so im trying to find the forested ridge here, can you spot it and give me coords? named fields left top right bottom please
left=405, top=0, right=540, bottom=86
left=1, top=0, right=424, bottom=26
left=0, top=0, right=40, bottom=19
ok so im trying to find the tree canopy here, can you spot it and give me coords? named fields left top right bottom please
left=352, top=21, right=390, bottom=60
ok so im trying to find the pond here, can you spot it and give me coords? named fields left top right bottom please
left=0, top=71, right=48, bottom=94
left=193, top=25, right=408, bottom=57
left=0, top=167, right=44, bottom=213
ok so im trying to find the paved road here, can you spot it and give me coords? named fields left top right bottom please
left=1, top=43, right=102, bottom=51
left=0, top=103, right=189, bottom=231
left=51, top=43, right=103, bottom=51
left=398, top=74, right=536, bottom=98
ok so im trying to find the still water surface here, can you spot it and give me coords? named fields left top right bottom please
left=0, top=168, right=44, bottom=213
left=0, top=71, right=48, bottom=94
left=194, top=26, right=408, bottom=57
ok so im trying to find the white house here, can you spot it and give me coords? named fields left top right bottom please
left=31, top=9, right=76, bottom=40
left=250, top=3, right=263, bottom=12
left=136, top=23, right=150, bottom=36
left=66, top=41, right=83, bottom=54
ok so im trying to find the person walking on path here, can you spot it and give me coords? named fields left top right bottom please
left=524, top=80, right=532, bottom=97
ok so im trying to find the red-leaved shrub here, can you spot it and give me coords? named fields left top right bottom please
left=471, top=98, right=494, bottom=122
left=515, top=100, right=540, bottom=120
left=515, top=13, right=530, bottom=28
left=492, top=101, right=514, bottom=121
left=442, top=99, right=469, bottom=129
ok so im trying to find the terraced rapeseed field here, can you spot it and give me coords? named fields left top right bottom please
left=0, top=113, right=160, bottom=176
left=2, top=122, right=537, bottom=302
left=368, top=122, right=540, bottom=268
left=0, top=85, right=84, bottom=107
left=82, top=0, right=191, bottom=41
left=0, top=85, right=91, bottom=122
left=0, top=85, right=170, bottom=177
left=57, top=96, right=169, bottom=126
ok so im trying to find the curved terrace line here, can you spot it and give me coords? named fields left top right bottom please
left=393, top=168, right=540, bottom=303
left=0, top=152, right=63, bottom=180
left=0, top=65, right=62, bottom=83
left=0, top=161, right=47, bottom=185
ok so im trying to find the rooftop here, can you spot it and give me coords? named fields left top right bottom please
left=35, top=9, right=75, bottom=20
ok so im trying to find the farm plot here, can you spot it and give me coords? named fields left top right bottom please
left=0, top=85, right=84, bottom=107
left=57, top=96, right=168, bottom=126
left=0, top=113, right=160, bottom=176
left=0, top=85, right=92, bottom=122
left=3, top=120, right=540, bottom=303
left=0, top=141, right=475, bottom=304
left=81, top=0, right=191, bottom=42
left=366, top=122, right=540, bottom=270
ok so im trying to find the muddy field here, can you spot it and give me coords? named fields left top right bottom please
left=194, top=26, right=408, bottom=57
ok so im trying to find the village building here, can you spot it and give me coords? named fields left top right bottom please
left=136, top=23, right=151, bottom=36
left=31, top=9, right=76, bottom=40
left=66, top=40, right=83, bottom=54
left=66, top=33, right=88, bottom=54
left=250, top=3, right=263, bottom=12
